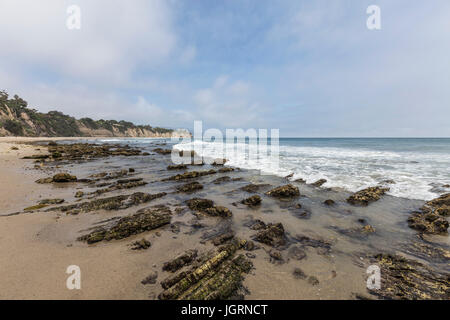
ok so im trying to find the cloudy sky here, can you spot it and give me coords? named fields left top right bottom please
left=0, top=0, right=449, bottom=137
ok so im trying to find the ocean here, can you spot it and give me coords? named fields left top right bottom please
left=101, top=137, right=450, bottom=201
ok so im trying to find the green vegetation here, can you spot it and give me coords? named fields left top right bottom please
left=0, top=90, right=177, bottom=137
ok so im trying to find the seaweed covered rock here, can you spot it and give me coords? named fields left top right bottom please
left=369, top=254, right=450, bottom=300
left=204, top=206, right=232, bottom=218
left=426, top=193, right=450, bottom=217
left=43, top=143, right=143, bottom=161
left=241, top=195, right=262, bottom=207
left=252, top=222, right=286, bottom=247
left=212, top=176, right=231, bottom=184
left=186, top=198, right=232, bottom=218
left=167, top=164, right=188, bottom=170
left=324, top=199, right=335, bottom=206
left=163, top=169, right=217, bottom=181
left=408, top=212, right=449, bottom=235
left=158, top=239, right=252, bottom=300
left=177, top=182, right=204, bottom=193
left=53, top=173, right=77, bottom=182
left=240, top=184, right=269, bottom=193
left=48, top=192, right=167, bottom=214
left=347, top=187, right=389, bottom=206
left=400, top=240, right=450, bottom=263
left=186, top=198, right=215, bottom=211
left=90, top=179, right=147, bottom=196
left=131, top=238, right=152, bottom=250
left=407, top=193, right=450, bottom=235
left=218, top=167, right=234, bottom=173
left=265, top=184, right=300, bottom=198
left=163, top=249, right=198, bottom=272
left=153, top=148, right=172, bottom=155
left=39, top=198, right=65, bottom=205
left=78, top=205, right=171, bottom=244
left=311, top=179, right=327, bottom=187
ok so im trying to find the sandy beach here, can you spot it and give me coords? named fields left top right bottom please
left=0, top=138, right=448, bottom=300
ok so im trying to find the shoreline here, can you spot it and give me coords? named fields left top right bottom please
left=0, top=139, right=448, bottom=299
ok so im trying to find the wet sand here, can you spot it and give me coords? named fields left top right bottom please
left=0, top=138, right=448, bottom=300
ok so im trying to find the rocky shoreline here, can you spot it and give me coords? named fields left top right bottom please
left=0, top=139, right=449, bottom=300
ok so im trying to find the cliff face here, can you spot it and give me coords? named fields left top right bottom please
left=0, top=91, right=190, bottom=138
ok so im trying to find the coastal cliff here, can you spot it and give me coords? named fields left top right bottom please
left=0, top=91, right=190, bottom=138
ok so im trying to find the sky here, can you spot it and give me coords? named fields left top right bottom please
left=0, top=0, right=449, bottom=137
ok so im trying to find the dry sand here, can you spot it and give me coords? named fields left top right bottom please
left=0, top=139, right=155, bottom=299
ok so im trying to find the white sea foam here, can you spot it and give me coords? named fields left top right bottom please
left=174, top=140, right=450, bottom=201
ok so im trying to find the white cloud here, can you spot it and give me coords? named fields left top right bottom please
left=192, top=76, right=266, bottom=128
left=0, top=0, right=176, bottom=84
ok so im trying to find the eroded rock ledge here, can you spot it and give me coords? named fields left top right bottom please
left=78, top=205, right=171, bottom=244
left=158, top=239, right=252, bottom=300
left=347, top=187, right=389, bottom=206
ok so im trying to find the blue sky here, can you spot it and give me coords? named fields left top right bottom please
left=1, top=0, right=449, bottom=136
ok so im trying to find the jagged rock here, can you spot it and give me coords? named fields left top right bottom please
left=186, top=198, right=232, bottom=218
left=158, top=239, right=252, bottom=300
left=35, top=177, right=54, bottom=184
left=347, top=187, right=389, bottom=206
left=177, top=182, right=203, bottom=193
left=24, top=204, right=48, bottom=212
left=407, top=193, right=450, bottom=235
left=294, top=178, right=306, bottom=183
left=218, top=167, right=234, bottom=173
left=131, top=238, right=151, bottom=250
left=39, top=199, right=65, bottom=205
left=167, top=164, right=188, bottom=170
left=49, top=192, right=167, bottom=214
left=253, top=222, right=286, bottom=247
left=186, top=198, right=214, bottom=211
left=212, top=231, right=235, bottom=246
left=53, top=173, right=77, bottom=183
left=141, top=270, right=158, bottom=284
left=369, top=254, right=450, bottom=300
left=245, top=218, right=267, bottom=231
left=211, top=158, right=227, bottom=166
left=90, top=180, right=147, bottom=196
left=153, top=148, right=172, bottom=155
left=311, top=179, right=327, bottom=187
left=408, top=212, right=449, bottom=235
left=163, top=169, right=217, bottom=181
left=424, top=193, right=450, bottom=217
left=212, top=176, right=231, bottom=184
left=324, top=199, right=335, bottom=206
left=400, top=240, right=450, bottom=263
left=78, top=205, right=171, bottom=244
left=240, top=184, right=269, bottom=193
left=75, top=191, right=84, bottom=198
left=265, top=184, right=300, bottom=198
left=241, top=195, right=262, bottom=207
left=163, top=249, right=198, bottom=272
left=44, top=143, right=143, bottom=161
left=204, top=206, right=232, bottom=218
